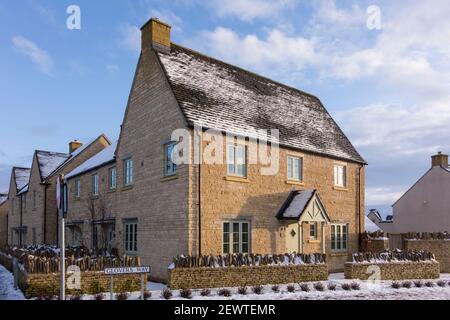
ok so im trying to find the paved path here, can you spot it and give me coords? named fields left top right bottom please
left=0, top=265, right=25, bottom=300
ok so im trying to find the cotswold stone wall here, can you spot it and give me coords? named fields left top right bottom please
left=362, top=239, right=390, bottom=253
left=168, top=264, right=328, bottom=289
left=19, top=270, right=142, bottom=298
left=404, top=240, right=450, bottom=273
left=344, top=261, right=440, bottom=280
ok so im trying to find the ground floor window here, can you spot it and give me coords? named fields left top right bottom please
left=223, top=221, right=250, bottom=254
left=331, top=223, right=348, bottom=251
left=124, top=222, right=137, bottom=254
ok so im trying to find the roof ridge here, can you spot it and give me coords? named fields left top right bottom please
left=36, top=150, right=70, bottom=156
left=169, top=43, right=320, bottom=100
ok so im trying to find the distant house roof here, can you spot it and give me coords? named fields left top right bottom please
left=277, top=189, right=330, bottom=222
left=13, top=167, right=30, bottom=192
left=0, top=193, right=7, bottom=206
left=65, top=141, right=117, bottom=180
left=36, top=150, right=70, bottom=181
left=157, top=44, right=365, bottom=164
left=365, top=216, right=381, bottom=233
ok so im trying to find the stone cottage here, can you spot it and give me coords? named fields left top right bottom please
left=7, top=135, right=111, bottom=246
left=0, top=193, right=8, bottom=247
left=63, top=18, right=366, bottom=281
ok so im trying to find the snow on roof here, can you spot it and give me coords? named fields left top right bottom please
left=158, top=44, right=365, bottom=164
left=65, top=142, right=117, bottom=179
left=36, top=151, right=70, bottom=181
left=0, top=193, right=7, bottom=205
left=365, top=217, right=381, bottom=233
left=14, top=168, right=30, bottom=192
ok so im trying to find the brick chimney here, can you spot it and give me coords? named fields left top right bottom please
left=431, top=152, right=448, bottom=167
left=69, top=140, right=83, bottom=153
left=140, top=18, right=171, bottom=52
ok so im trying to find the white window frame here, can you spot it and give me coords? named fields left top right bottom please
left=74, top=179, right=81, bottom=198
left=109, top=167, right=117, bottom=190
left=334, top=164, right=347, bottom=187
left=287, top=156, right=303, bottom=181
left=331, top=223, right=348, bottom=252
left=309, top=222, right=317, bottom=239
left=227, top=143, right=247, bottom=177
left=124, top=158, right=133, bottom=186
left=222, top=221, right=250, bottom=254
left=164, top=142, right=177, bottom=176
left=92, top=174, right=99, bottom=196
left=124, top=222, right=138, bottom=254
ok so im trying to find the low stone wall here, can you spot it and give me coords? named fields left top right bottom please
left=18, top=270, right=143, bottom=298
left=344, top=261, right=440, bottom=280
left=168, top=264, right=328, bottom=289
left=404, top=240, right=450, bottom=273
left=362, top=239, right=390, bottom=253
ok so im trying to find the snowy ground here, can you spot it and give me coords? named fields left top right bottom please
left=0, top=265, right=25, bottom=300
left=1, top=265, right=449, bottom=300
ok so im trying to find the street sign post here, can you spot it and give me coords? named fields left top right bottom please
left=104, top=266, right=151, bottom=300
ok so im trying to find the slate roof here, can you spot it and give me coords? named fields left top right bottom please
left=276, top=189, right=330, bottom=222
left=13, top=167, right=30, bottom=192
left=157, top=44, right=365, bottom=164
left=36, top=151, right=70, bottom=181
left=0, top=193, right=7, bottom=206
left=65, top=141, right=117, bottom=180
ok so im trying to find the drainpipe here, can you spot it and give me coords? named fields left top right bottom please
left=19, top=195, right=23, bottom=247
left=357, top=165, right=362, bottom=250
left=198, top=163, right=202, bottom=257
left=43, top=184, right=48, bottom=244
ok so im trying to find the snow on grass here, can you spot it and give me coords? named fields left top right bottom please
left=0, top=265, right=25, bottom=300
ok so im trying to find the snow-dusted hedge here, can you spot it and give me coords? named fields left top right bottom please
left=351, top=250, right=435, bottom=264
left=171, top=253, right=326, bottom=269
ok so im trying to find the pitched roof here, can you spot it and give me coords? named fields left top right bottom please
left=157, top=44, right=365, bottom=164
left=36, top=151, right=70, bottom=181
left=276, top=189, right=330, bottom=222
left=0, top=193, right=7, bottom=206
left=13, top=167, right=30, bottom=192
left=65, top=141, right=117, bottom=180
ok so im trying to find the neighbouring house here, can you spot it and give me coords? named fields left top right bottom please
left=64, top=18, right=366, bottom=281
left=65, top=142, right=118, bottom=250
left=0, top=193, right=8, bottom=247
left=369, top=152, right=450, bottom=247
left=6, top=135, right=111, bottom=246
left=7, top=167, right=30, bottom=246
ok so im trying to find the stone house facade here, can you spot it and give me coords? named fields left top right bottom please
left=0, top=194, right=8, bottom=247
left=6, top=135, right=110, bottom=246
left=62, top=18, right=366, bottom=281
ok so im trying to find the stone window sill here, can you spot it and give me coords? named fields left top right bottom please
left=285, top=180, right=305, bottom=186
left=333, top=186, right=348, bottom=191
left=330, top=252, right=348, bottom=257
left=161, top=174, right=178, bottom=182
left=107, top=188, right=116, bottom=193
left=225, top=176, right=249, bottom=183
left=308, top=239, right=321, bottom=244
left=122, top=185, right=133, bottom=191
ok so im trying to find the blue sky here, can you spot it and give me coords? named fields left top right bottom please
left=1, top=0, right=450, bottom=211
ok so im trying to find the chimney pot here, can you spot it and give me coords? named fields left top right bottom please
left=69, top=140, right=83, bottom=153
left=431, top=152, right=448, bottom=168
left=140, top=17, right=171, bottom=52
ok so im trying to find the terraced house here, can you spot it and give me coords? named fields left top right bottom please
left=63, top=18, right=366, bottom=282
left=7, top=135, right=111, bottom=246
left=0, top=193, right=8, bottom=247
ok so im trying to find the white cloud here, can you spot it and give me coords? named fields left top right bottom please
left=118, top=24, right=140, bottom=52
left=149, top=9, right=183, bottom=32
left=194, top=27, right=318, bottom=76
left=211, top=0, right=297, bottom=21
left=366, top=186, right=406, bottom=205
left=12, top=35, right=54, bottom=76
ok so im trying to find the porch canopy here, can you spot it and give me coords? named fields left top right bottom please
left=276, top=189, right=330, bottom=223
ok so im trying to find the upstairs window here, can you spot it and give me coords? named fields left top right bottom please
left=334, top=165, right=347, bottom=187
left=227, top=144, right=247, bottom=177
left=92, top=174, right=99, bottom=196
left=287, top=156, right=303, bottom=181
left=124, top=158, right=133, bottom=186
left=74, top=179, right=81, bottom=198
left=109, top=167, right=117, bottom=190
left=164, top=142, right=177, bottom=176
left=32, top=190, right=37, bottom=210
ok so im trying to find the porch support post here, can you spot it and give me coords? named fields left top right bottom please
left=321, top=222, right=326, bottom=254
left=299, top=222, right=303, bottom=254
